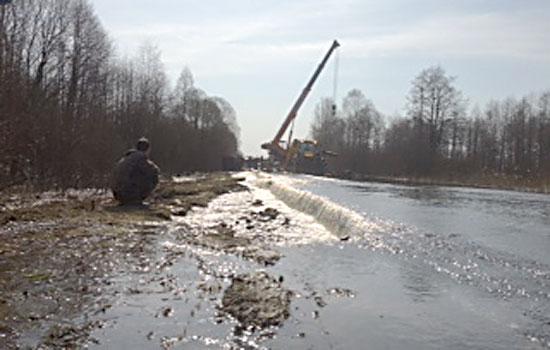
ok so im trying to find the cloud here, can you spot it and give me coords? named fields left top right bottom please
left=340, top=11, right=550, bottom=60
left=91, top=0, right=550, bottom=155
left=107, top=14, right=341, bottom=78
left=104, top=2, right=550, bottom=82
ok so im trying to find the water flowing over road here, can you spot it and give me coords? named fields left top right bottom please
left=86, top=172, right=549, bottom=349
left=261, top=173, right=550, bottom=349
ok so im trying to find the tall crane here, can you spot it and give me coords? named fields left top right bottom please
left=261, top=40, right=340, bottom=171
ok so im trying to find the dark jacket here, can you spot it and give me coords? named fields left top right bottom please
left=112, top=149, right=160, bottom=204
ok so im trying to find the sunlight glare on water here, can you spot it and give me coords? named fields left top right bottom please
left=258, top=172, right=550, bottom=349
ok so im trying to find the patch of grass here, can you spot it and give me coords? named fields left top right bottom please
left=154, top=174, right=246, bottom=216
left=156, top=174, right=245, bottom=199
left=24, top=273, right=51, bottom=283
left=345, top=174, right=550, bottom=194
left=0, top=173, right=246, bottom=228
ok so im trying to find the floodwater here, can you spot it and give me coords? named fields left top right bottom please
left=89, top=173, right=550, bottom=349
left=273, top=174, right=550, bottom=349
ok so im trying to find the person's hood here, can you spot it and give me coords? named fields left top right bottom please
left=124, top=148, right=137, bottom=156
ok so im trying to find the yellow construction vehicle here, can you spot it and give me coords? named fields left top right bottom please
left=261, top=40, right=340, bottom=175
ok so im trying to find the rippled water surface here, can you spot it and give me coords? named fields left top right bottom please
left=277, top=174, right=550, bottom=349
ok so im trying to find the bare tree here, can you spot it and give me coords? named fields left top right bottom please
left=0, top=0, right=241, bottom=188
left=311, top=97, right=345, bottom=153
left=406, top=66, right=464, bottom=174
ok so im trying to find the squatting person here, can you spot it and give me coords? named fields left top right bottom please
left=112, top=137, right=160, bottom=205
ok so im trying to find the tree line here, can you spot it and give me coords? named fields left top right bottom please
left=0, top=0, right=240, bottom=190
left=311, top=66, right=550, bottom=185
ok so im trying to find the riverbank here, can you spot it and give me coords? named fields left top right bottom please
left=329, top=173, right=550, bottom=194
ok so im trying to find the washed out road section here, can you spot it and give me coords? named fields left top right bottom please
left=2, top=172, right=547, bottom=349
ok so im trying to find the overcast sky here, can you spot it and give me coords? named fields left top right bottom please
left=91, top=0, right=550, bottom=156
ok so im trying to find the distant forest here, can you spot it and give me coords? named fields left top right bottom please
left=2, top=2, right=549, bottom=192
left=0, top=0, right=240, bottom=189
left=311, top=66, right=550, bottom=189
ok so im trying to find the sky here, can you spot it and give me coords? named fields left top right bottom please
left=91, top=0, right=550, bottom=156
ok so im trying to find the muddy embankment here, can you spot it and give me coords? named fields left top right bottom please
left=329, top=172, right=550, bottom=194
left=0, top=174, right=317, bottom=349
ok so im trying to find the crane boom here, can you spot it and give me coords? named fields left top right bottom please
left=262, top=40, right=340, bottom=159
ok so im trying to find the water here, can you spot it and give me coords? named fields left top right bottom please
left=263, top=173, right=550, bottom=349
left=299, top=175, right=550, bottom=265
left=90, top=173, right=550, bottom=349
left=267, top=245, right=535, bottom=349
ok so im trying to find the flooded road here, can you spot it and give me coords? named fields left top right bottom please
left=300, top=175, right=550, bottom=265
left=86, top=172, right=549, bottom=349
left=3, top=172, right=548, bottom=349
left=264, top=173, right=550, bottom=349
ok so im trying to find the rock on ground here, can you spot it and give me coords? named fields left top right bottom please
left=221, top=271, right=292, bottom=330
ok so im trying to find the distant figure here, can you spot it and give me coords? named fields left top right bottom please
left=112, top=137, right=160, bottom=205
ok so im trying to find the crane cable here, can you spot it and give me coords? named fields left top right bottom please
left=332, top=47, right=340, bottom=116
left=287, top=117, right=295, bottom=151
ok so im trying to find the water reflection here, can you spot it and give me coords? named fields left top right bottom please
left=393, top=186, right=456, bottom=208
left=341, top=179, right=550, bottom=223
left=400, top=261, right=440, bottom=303
left=290, top=174, right=550, bottom=349
left=344, top=184, right=381, bottom=194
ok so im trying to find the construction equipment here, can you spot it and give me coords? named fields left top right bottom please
left=261, top=40, right=340, bottom=175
